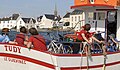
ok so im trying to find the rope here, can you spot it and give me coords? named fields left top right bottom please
left=101, top=43, right=107, bottom=70
left=87, top=54, right=89, bottom=70
left=82, top=42, right=91, bottom=70
left=102, top=55, right=107, bottom=70
left=80, top=49, right=83, bottom=70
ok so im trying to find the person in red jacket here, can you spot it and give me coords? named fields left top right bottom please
left=27, top=28, right=47, bottom=52
left=76, top=24, right=105, bottom=55
left=14, top=26, right=28, bottom=46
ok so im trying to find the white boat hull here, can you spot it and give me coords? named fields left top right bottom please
left=0, top=43, right=120, bottom=70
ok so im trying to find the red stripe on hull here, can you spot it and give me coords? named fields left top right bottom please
left=0, top=53, right=55, bottom=69
left=0, top=53, right=120, bottom=70
left=61, top=61, right=120, bottom=70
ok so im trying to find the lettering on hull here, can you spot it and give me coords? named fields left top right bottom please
left=4, top=45, right=21, bottom=53
left=4, top=57, right=26, bottom=64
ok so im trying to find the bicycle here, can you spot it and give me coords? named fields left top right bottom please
left=47, top=40, right=73, bottom=54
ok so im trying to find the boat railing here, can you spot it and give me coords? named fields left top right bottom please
left=47, top=40, right=103, bottom=54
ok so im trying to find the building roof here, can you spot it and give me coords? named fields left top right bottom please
left=45, top=14, right=55, bottom=20
left=31, top=18, right=36, bottom=23
left=71, top=10, right=83, bottom=15
left=11, top=14, right=19, bottom=20
left=22, top=18, right=31, bottom=23
left=22, top=18, right=36, bottom=23
left=0, top=14, right=19, bottom=21
left=63, top=12, right=71, bottom=18
left=0, top=17, right=11, bottom=21
left=44, top=14, right=61, bottom=21
left=37, top=16, right=43, bottom=22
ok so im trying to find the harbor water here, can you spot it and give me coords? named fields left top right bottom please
left=2, top=30, right=74, bottom=41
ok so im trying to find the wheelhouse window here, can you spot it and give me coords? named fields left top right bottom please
left=88, top=12, right=93, bottom=20
left=108, top=11, right=116, bottom=23
left=88, top=12, right=96, bottom=20
left=98, top=12, right=105, bottom=20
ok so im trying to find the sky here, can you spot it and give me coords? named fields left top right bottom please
left=0, top=0, right=74, bottom=18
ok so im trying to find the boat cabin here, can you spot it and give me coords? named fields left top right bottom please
left=71, top=0, right=120, bottom=40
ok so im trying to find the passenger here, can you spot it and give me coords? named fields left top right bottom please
left=27, top=28, right=47, bottom=52
left=93, top=31, right=105, bottom=53
left=76, top=24, right=105, bottom=55
left=14, top=26, right=28, bottom=46
left=107, top=34, right=119, bottom=52
left=0, top=28, right=10, bottom=43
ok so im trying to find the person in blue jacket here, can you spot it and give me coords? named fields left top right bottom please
left=107, top=34, right=119, bottom=52
left=0, top=28, right=10, bottom=43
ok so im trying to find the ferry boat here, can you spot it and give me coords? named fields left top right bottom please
left=1, top=0, right=120, bottom=70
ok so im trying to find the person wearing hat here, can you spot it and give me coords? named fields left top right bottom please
left=0, top=28, right=10, bottom=43
left=107, top=34, right=119, bottom=52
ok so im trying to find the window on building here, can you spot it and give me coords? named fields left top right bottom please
left=72, top=23, right=73, bottom=27
left=3, top=21, right=5, bottom=23
left=11, top=25, right=12, bottom=27
left=75, top=16, right=77, bottom=21
left=19, top=25, right=22, bottom=28
left=98, top=12, right=105, bottom=20
left=20, top=21, right=22, bottom=24
left=78, top=16, right=80, bottom=21
left=8, top=21, right=9, bottom=23
left=64, top=22, right=70, bottom=26
left=7, top=25, right=9, bottom=27
left=72, top=17, right=73, bottom=21
left=30, top=20, right=32, bottom=24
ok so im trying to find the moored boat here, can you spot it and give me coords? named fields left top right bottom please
left=1, top=0, right=120, bottom=70
left=0, top=43, right=120, bottom=70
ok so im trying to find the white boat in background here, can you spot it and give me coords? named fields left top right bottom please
left=0, top=43, right=120, bottom=70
